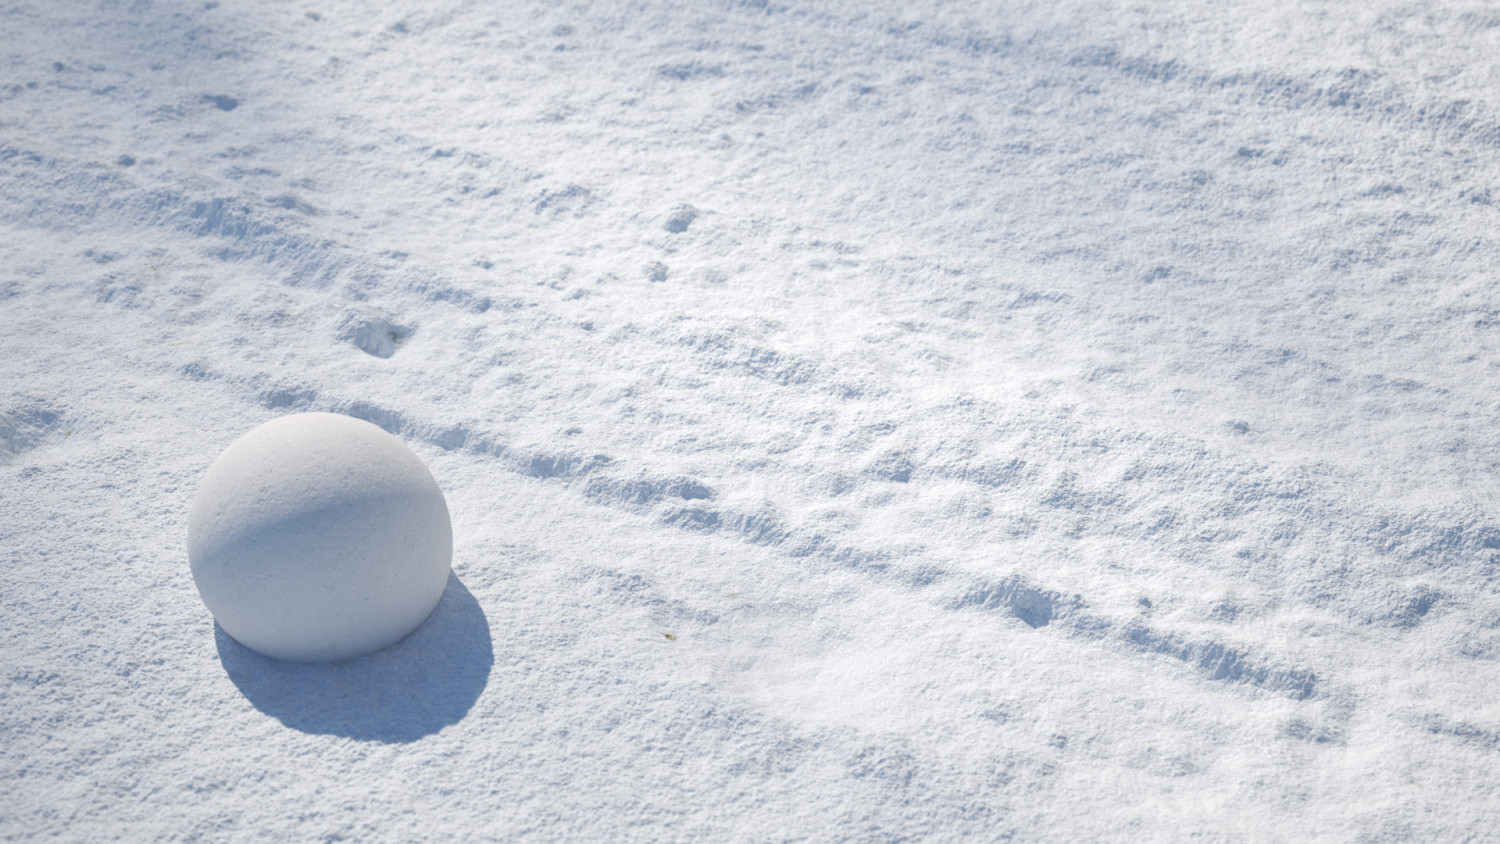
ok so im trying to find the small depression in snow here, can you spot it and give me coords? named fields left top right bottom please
left=341, top=313, right=415, bottom=358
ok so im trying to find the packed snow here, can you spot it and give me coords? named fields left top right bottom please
left=188, top=412, right=452, bottom=663
left=4, top=0, right=1500, bottom=839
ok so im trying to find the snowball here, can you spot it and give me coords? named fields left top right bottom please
left=188, top=412, right=453, bottom=662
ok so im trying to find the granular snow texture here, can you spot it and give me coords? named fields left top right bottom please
left=4, top=0, right=1500, bottom=840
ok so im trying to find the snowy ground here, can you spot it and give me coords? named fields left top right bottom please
left=5, top=0, right=1500, bottom=839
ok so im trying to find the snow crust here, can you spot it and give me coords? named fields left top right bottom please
left=4, top=0, right=1500, bottom=840
left=188, top=412, right=452, bottom=663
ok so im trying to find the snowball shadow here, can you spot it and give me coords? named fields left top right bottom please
left=216, top=571, right=491, bottom=743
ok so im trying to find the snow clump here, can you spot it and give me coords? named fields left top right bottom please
left=187, top=412, right=452, bottom=662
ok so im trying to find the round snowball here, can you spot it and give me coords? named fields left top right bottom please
left=188, top=412, right=452, bottom=662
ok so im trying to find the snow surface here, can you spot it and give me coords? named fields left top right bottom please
left=4, top=0, right=1500, bottom=839
left=189, top=412, right=452, bottom=663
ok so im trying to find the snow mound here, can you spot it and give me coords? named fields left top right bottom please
left=187, top=413, right=452, bottom=662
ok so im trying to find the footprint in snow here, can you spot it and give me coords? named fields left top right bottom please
left=662, top=203, right=698, bottom=233
left=339, top=312, right=414, bottom=359
left=0, top=401, right=64, bottom=463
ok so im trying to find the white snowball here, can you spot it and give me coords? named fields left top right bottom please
left=188, top=412, right=453, bottom=662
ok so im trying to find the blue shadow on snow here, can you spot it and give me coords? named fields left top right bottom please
left=215, top=571, right=492, bottom=743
